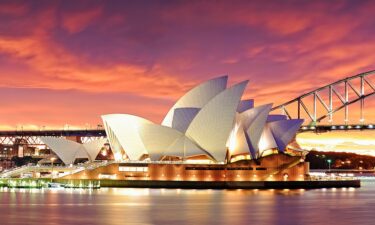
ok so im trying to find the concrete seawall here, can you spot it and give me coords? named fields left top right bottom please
left=54, top=179, right=361, bottom=189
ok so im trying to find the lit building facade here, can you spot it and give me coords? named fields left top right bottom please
left=102, top=76, right=304, bottom=163
left=44, top=76, right=309, bottom=182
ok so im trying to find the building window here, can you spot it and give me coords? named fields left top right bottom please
left=227, top=167, right=253, bottom=170
left=255, top=167, right=267, bottom=170
left=119, top=166, right=148, bottom=172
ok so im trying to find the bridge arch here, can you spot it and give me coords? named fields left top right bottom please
left=271, top=70, right=375, bottom=127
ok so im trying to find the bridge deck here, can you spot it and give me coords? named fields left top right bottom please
left=300, top=124, right=375, bottom=132
left=0, top=125, right=373, bottom=137
left=0, top=129, right=106, bottom=137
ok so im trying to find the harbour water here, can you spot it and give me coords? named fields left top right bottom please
left=1, top=181, right=375, bottom=225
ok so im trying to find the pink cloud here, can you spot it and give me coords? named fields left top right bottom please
left=0, top=2, right=28, bottom=16
left=0, top=1, right=374, bottom=128
left=61, top=7, right=103, bottom=33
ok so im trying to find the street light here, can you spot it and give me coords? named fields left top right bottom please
left=327, top=159, right=332, bottom=171
left=50, top=157, right=56, bottom=182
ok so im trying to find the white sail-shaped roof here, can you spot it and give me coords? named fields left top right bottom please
left=227, top=104, right=274, bottom=158
left=239, top=104, right=273, bottom=130
left=138, top=123, right=208, bottom=160
left=269, top=119, right=304, bottom=152
left=229, top=127, right=251, bottom=157
left=102, top=114, right=153, bottom=160
left=171, top=107, right=200, bottom=133
left=100, top=75, right=304, bottom=163
left=138, top=124, right=185, bottom=161
left=186, top=81, right=248, bottom=162
left=74, top=147, right=89, bottom=159
left=239, top=104, right=272, bottom=158
left=258, top=124, right=278, bottom=153
left=40, top=137, right=87, bottom=165
left=83, top=139, right=108, bottom=161
left=41, top=137, right=107, bottom=165
left=164, top=135, right=206, bottom=158
left=162, top=76, right=228, bottom=127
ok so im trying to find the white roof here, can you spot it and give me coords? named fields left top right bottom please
left=83, top=139, right=108, bottom=161
left=171, top=107, right=200, bottom=133
left=40, top=137, right=106, bottom=165
left=269, top=119, right=304, bottom=152
left=228, top=104, right=272, bottom=158
left=102, top=114, right=153, bottom=160
left=103, top=114, right=208, bottom=161
left=229, top=126, right=251, bottom=157
left=185, top=81, right=248, bottom=162
left=243, top=104, right=273, bottom=158
left=162, top=76, right=228, bottom=127
left=164, top=135, right=206, bottom=158
left=101, top=75, right=304, bottom=162
left=258, top=124, right=278, bottom=154
left=138, top=124, right=185, bottom=161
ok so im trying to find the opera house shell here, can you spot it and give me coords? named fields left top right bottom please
left=38, top=75, right=309, bottom=183
left=40, top=137, right=107, bottom=165
left=102, top=76, right=304, bottom=163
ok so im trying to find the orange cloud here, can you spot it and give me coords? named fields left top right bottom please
left=0, top=4, right=198, bottom=100
left=0, top=1, right=374, bottom=129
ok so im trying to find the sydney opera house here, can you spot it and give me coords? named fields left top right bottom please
left=42, top=76, right=309, bottom=182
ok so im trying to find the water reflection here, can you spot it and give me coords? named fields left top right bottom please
left=0, top=182, right=373, bottom=225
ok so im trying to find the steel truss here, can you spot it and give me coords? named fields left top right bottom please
left=272, top=70, right=375, bottom=125
left=0, top=129, right=106, bottom=145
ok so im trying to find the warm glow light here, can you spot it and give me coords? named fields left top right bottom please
left=227, top=123, right=239, bottom=153
left=185, top=159, right=214, bottom=164
left=114, top=152, right=122, bottom=161
left=110, top=188, right=150, bottom=196
left=231, top=154, right=251, bottom=162
left=258, top=133, right=269, bottom=153
left=98, top=174, right=117, bottom=179
left=297, top=131, right=375, bottom=156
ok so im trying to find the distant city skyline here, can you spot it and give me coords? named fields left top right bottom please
left=0, top=0, right=374, bottom=129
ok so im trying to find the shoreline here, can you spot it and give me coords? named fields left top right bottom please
left=55, top=179, right=361, bottom=189
left=0, top=178, right=361, bottom=189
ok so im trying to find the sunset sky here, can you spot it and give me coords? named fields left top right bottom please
left=0, top=0, right=375, bottom=131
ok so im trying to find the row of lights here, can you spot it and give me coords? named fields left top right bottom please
left=332, top=124, right=374, bottom=129
left=301, top=124, right=374, bottom=130
left=97, top=172, right=303, bottom=181
left=155, top=173, right=272, bottom=181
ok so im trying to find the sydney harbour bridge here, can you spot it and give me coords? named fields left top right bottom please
left=0, top=70, right=375, bottom=146
left=272, top=70, right=375, bottom=132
